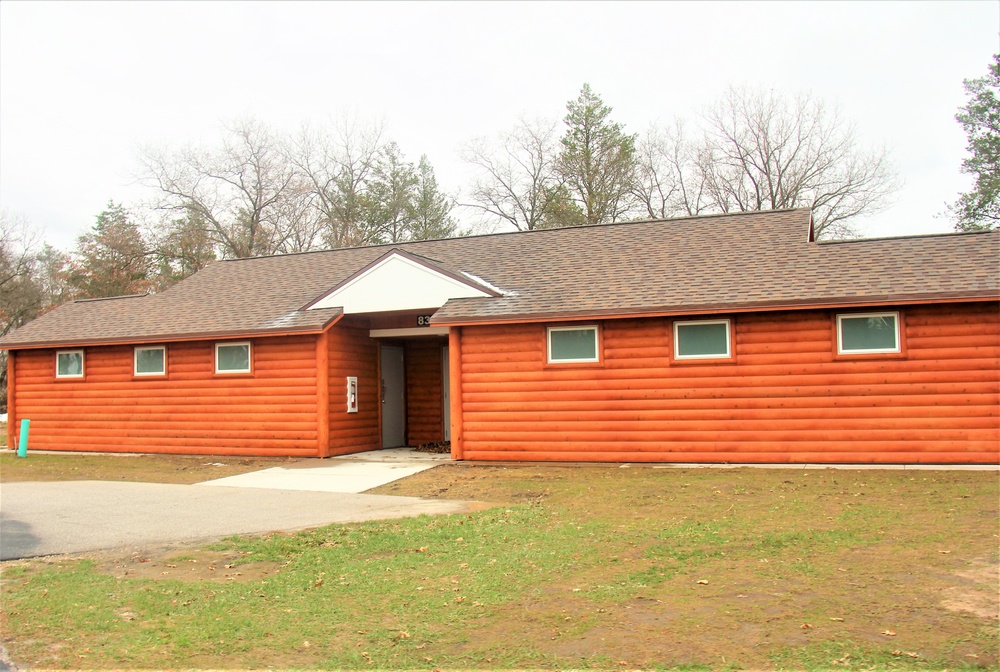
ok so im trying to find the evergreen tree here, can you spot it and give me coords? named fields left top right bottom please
left=363, top=142, right=419, bottom=244
left=556, top=84, right=638, bottom=226
left=407, top=156, right=456, bottom=240
left=69, top=202, right=153, bottom=298
left=950, top=54, right=1000, bottom=231
left=153, top=210, right=217, bottom=290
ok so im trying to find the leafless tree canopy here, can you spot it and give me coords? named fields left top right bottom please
left=700, top=88, right=898, bottom=237
left=0, top=212, right=45, bottom=411
left=140, top=119, right=310, bottom=259
left=290, top=117, right=387, bottom=248
left=633, top=120, right=711, bottom=220
left=464, top=86, right=899, bottom=239
left=139, top=116, right=458, bottom=261
left=461, top=117, right=562, bottom=231
left=670, top=88, right=899, bottom=238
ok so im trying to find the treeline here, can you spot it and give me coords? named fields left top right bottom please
left=462, top=84, right=898, bottom=240
left=140, top=118, right=460, bottom=261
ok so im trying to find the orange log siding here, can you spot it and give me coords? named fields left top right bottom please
left=405, top=340, right=445, bottom=445
left=456, top=303, right=1000, bottom=464
left=326, top=318, right=380, bottom=456
left=10, top=336, right=322, bottom=457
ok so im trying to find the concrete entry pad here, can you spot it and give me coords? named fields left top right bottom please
left=199, top=448, right=449, bottom=493
left=0, top=480, right=473, bottom=560
left=200, top=462, right=437, bottom=493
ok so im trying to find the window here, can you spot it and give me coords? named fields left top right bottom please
left=837, top=312, right=900, bottom=354
left=215, top=342, right=252, bottom=373
left=547, top=326, right=599, bottom=363
left=56, top=350, right=85, bottom=378
left=674, top=319, right=731, bottom=360
left=134, top=346, right=166, bottom=376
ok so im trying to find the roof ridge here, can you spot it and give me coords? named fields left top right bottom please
left=220, top=208, right=812, bottom=264
left=74, top=293, right=149, bottom=303
left=819, top=229, right=999, bottom=245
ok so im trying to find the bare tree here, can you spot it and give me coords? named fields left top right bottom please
left=290, top=117, right=388, bottom=248
left=693, top=87, right=899, bottom=238
left=0, top=210, right=39, bottom=310
left=632, top=120, right=713, bottom=219
left=461, top=117, right=563, bottom=231
left=0, top=212, right=45, bottom=412
left=140, top=118, right=308, bottom=259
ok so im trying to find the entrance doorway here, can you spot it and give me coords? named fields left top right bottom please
left=380, top=345, right=405, bottom=448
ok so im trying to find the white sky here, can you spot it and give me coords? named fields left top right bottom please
left=1, top=1, right=997, bottom=250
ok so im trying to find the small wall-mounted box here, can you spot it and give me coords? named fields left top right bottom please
left=346, top=377, right=358, bottom=413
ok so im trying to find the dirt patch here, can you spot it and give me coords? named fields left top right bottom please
left=370, top=463, right=551, bottom=503
left=939, top=556, right=1000, bottom=619
left=0, top=451, right=297, bottom=484
left=94, top=548, right=284, bottom=584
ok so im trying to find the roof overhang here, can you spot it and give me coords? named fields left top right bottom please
left=431, top=293, right=1000, bottom=328
left=0, top=311, right=346, bottom=351
left=305, top=248, right=501, bottom=314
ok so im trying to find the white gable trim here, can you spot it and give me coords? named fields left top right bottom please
left=307, top=251, right=495, bottom=314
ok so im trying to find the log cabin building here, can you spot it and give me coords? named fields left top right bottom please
left=2, top=208, right=998, bottom=464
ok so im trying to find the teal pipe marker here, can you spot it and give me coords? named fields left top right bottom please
left=17, top=418, right=29, bottom=457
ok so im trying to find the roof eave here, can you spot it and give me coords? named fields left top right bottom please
left=431, top=291, right=1000, bottom=327
left=0, top=311, right=345, bottom=351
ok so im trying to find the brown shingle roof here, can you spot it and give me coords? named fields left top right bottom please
left=2, top=208, right=997, bottom=348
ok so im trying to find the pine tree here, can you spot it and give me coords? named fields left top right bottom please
left=556, top=84, right=638, bottom=226
left=950, top=54, right=1000, bottom=231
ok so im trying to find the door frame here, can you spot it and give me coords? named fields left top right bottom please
left=442, top=345, right=450, bottom=441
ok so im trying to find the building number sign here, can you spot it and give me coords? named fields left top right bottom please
left=416, top=315, right=433, bottom=327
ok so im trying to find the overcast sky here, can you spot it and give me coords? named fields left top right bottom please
left=0, top=1, right=996, bottom=250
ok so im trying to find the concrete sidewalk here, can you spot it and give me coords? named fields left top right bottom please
left=198, top=448, right=449, bottom=493
left=0, top=480, right=473, bottom=560
left=0, top=448, right=466, bottom=560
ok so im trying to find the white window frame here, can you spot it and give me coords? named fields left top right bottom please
left=134, top=345, right=166, bottom=376
left=55, top=349, right=85, bottom=379
left=836, top=312, right=900, bottom=355
left=215, top=341, right=252, bottom=374
left=546, top=325, right=600, bottom=364
left=673, top=319, right=732, bottom=360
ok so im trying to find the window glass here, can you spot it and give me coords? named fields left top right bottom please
left=838, top=314, right=899, bottom=353
left=548, top=327, right=598, bottom=363
left=135, top=347, right=165, bottom=375
left=216, top=343, right=251, bottom=373
left=56, top=350, right=84, bottom=378
left=675, top=320, right=731, bottom=359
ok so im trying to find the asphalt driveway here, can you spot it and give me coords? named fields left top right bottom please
left=0, top=480, right=474, bottom=560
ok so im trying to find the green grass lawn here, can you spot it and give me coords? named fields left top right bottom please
left=2, top=465, right=997, bottom=670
